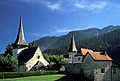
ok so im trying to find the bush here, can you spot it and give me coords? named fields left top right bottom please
left=0, top=70, right=58, bottom=79
left=49, top=55, right=67, bottom=70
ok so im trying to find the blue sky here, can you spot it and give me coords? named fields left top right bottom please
left=1, top=0, right=120, bottom=53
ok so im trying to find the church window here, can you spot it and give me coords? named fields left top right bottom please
left=101, top=69, right=105, bottom=73
left=38, top=56, right=40, bottom=59
left=113, top=68, right=117, bottom=74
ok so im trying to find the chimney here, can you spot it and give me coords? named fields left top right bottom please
left=101, top=49, right=107, bottom=55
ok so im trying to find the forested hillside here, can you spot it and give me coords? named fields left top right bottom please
left=36, top=25, right=120, bottom=51
left=43, top=29, right=120, bottom=60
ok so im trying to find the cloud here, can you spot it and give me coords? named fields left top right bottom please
left=17, top=0, right=108, bottom=12
left=46, top=3, right=61, bottom=10
left=56, top=29, right=73, bottom=33
left=32, top=33, right=41, bottom=37
left=54, top=27, right=81, bottom=33
left=19, top=0, right=61, bottom=11
left=73, top=1, right=108, bottom=10
left=73, top=3, right=84, bottom=8
left=32, top=33, right=48, bottom=37
left=90, top=2, right=107, bottom=10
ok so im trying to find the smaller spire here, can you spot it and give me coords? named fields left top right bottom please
left=69, top=33, right=77, bottom=52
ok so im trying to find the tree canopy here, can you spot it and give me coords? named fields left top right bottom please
left=29, top=40, right=37, bottom=48
left=0, top=54, right=18, bottom=72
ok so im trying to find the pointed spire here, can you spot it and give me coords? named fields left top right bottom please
left=69, top=33, right=77, bottom=52
left=13, top=10, right=28, bottom=48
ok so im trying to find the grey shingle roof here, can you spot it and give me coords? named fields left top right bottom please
left=18, top=47, right=38, bottom=65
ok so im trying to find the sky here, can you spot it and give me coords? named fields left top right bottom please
left=1, top=0, right=120, bottom=53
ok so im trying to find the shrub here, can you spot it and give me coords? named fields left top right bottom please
left=0, top=70, right=58, bottom=79
left=49, top=55, right=67, bottom=70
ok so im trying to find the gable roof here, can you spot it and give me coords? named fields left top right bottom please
left=81, top=48, right=93, bottom=55
left=18, top=47, right=38, bottom=65
left=75, top=48, right=93, bottom=56
left=88, top=52, right=112, bottom=61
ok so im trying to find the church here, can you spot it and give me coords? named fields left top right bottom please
left=64, top=34, right=120, bottom=81
left=12, top=14, right=49, bottom=71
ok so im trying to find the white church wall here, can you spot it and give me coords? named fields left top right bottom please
left=26, top=47, right=49, bottom=71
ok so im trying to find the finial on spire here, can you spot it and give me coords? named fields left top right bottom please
left=20, top=8, right=22, bottom=17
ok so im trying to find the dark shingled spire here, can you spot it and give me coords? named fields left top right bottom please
left=69, top=34, right=77, bottom=52
left=13, top=11, right=28, bottom=49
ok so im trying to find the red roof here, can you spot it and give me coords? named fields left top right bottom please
left=76, top=48, right=112, bottom=61
left=89, top=52, right=112, bottom=61
left=81, top=48, right=93, bottom=55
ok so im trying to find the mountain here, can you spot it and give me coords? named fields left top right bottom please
left=36, top=25, right=120, bottom=51
left=36, top=31, right=89, bottom=51
left=43, top=29, right=120, bottom=60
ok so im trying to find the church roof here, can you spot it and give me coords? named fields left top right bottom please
left=69, top=34, right=77, bottom=52
left=13, top=14, right=28, bottom=48
left=75, top=48, right=93, bottom=56
left=18, top=47, right=38, bottom=65
left=81, top=48, right=93, bottom=55
left=89, top=52, right=112, bottom=61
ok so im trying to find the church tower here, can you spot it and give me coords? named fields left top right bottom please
left=68, top=34, right=77, bottom=63
left=12, top=12, right=28, bottom=58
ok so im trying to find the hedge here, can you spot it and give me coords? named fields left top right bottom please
left=0, top=70, right=58, bottom=79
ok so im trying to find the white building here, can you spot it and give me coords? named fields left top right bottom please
left=12, top=13, right=49, bottom=71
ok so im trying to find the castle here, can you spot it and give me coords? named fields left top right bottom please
left=12, top=13, right=49, bottom=71
left=63, top=34, right=120, bottom=81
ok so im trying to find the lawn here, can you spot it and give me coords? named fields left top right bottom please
left=0, top=74, right=65, bottom=81
left=0, top=74, right=92, bottom=81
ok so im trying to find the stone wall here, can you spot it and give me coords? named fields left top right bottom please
left=65, top=63, right=82, bottom=74
left=82, top=54, right=95, bottom=80
left=94, top=61, right=112, bottom=81
left=82, top=54, right=112, bottom=81
left=65, top=54, right=112, bottom=81
left=112, top=67, right=120, bottom=81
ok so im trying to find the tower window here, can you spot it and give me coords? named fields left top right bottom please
left=101, top=69, right=105, bottom=73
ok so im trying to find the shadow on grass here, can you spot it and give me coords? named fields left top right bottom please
left=55, top=74, right=92, bottom=81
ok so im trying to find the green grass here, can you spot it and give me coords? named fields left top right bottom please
left=0, top=74, right=65, bottom=81
left=0, top=74, right=92, bottom=81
